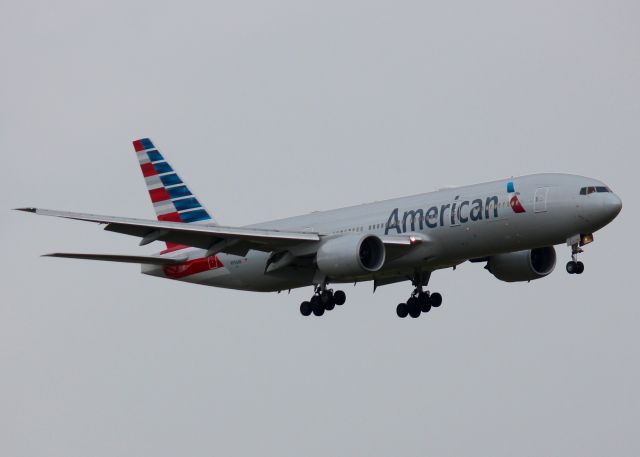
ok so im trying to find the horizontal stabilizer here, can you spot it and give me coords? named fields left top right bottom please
left=42, top=252, right=187, bottom=265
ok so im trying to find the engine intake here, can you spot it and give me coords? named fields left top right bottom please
left=487, top=246, right=556, bottom=282
left=316, top=234, right=386, bottom=277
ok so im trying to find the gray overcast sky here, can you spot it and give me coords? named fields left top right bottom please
left=1, top=1, right=639, bottom=456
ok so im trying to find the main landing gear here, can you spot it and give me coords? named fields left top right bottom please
left=566, top=242, right=585, bottom=275
left=396, top=289, right=442, bottom=318
left=300, top=286, right=346, bottom=317
left=396, top=273, right=442, bottom=318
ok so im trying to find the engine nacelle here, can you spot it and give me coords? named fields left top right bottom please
left=487, top=246, right=556, bottom=282
left=316, top=234, right=386, bottom=277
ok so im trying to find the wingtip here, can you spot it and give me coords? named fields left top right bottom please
left=14, top=207, right=37, bottom=213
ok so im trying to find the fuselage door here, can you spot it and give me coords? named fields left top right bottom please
left=534, top=187, right=549, bottom=213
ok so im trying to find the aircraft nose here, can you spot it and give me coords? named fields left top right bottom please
left=605, top=193, right=623, bottom=220
left=578, top=191, right=622, bottom=228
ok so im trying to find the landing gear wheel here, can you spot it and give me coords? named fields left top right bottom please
left=429, top=292, right=442, bottom=308
left=312, top=303, right=325, bottom=316
left=300, top=301, right=312, bottom=316
left=407, top=296, right=421, bottom=318
left=320, top=290, right=335, bottom=310
left=576, top=261, right=584, bottom=274
left=418, top=292, right=431, bottom=313
left=396, top=303, right=408, bottom=318
left=566, top=261, right=577, bottom=274
left=320, top=290, right=333, bottom=304
left=333, top=290, right=346, bottom=306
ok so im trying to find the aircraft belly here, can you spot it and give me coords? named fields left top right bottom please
left=204, top=252, right=313, bottom=292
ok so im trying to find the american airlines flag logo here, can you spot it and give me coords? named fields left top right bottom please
left=507, top=181, right=526, bottom=213
left=133, top=138, right=212, bottom=224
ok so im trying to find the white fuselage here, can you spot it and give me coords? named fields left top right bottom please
left=142, top=173, right=622, bottom=292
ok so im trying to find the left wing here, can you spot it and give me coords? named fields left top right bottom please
left=16, top=208, right=320, bottom=256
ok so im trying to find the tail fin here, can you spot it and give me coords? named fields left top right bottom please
left=133, top=138, right=215, bottom=249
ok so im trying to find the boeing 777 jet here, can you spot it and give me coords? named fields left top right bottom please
left=17, top=138, right=622, bottom=318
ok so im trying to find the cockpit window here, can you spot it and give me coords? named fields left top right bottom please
left=580, top=186, right=611, bottom=195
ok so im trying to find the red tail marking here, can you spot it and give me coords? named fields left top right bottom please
left=158, top=212, right=181, bottom=222
left=140, top=162, right=157, bottom=177
left=163, top=256, right=224, bottom=279
left=149, top=187, right=171, bottom=203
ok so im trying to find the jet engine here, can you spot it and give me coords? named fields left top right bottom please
left=487, top=246, right=556, bottom=282
left=316, top=234, right=386, bottom=277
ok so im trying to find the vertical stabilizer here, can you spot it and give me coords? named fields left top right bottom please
left=133, top=138, right=215, bottom=249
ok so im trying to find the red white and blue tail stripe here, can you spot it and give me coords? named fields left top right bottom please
left=133, top=138, right=215, bottom=226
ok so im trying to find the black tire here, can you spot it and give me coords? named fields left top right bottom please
left=407, top=296, right=420, bottom=317
left=324, top=299, right=336, bottom=311
left=429, top=292, right=442, bottom=308
left=418, top=293, right=430, bottom=313
left=566, top=261, right=576, bottom=274
left=300, top=301, right=312, bottom=316
left=396, top=303, right=408, bottom=318
left=576, top=261, right=584, bottom=274
left=320, top=290, right=333, bottom=304
left=312, top=304, right=325, bottom=316
left=333, top=290, right=346, bottom=306
left=310, top=295, right=321, bottom=307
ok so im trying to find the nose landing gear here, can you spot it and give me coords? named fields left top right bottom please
left=566, top=242, right=585, bottom=274
left=566, top=260, right=584, bottom=274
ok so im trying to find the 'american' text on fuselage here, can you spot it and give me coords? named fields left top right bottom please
left=385, top=195, right=501, bottom=234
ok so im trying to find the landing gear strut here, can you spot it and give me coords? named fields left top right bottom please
left=566, top=243, right=585, bottom=275
left=300, top=284, right=346, bottom=317
left=396, top=272, right=442, bottom=318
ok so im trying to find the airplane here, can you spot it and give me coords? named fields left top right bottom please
left=16, top=138, right=622, bottom=318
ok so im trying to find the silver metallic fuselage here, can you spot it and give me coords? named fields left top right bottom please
left=143, top=173, right=622, bottom=291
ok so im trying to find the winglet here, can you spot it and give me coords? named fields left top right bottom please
left=14, top=207, right=37, bottom=213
